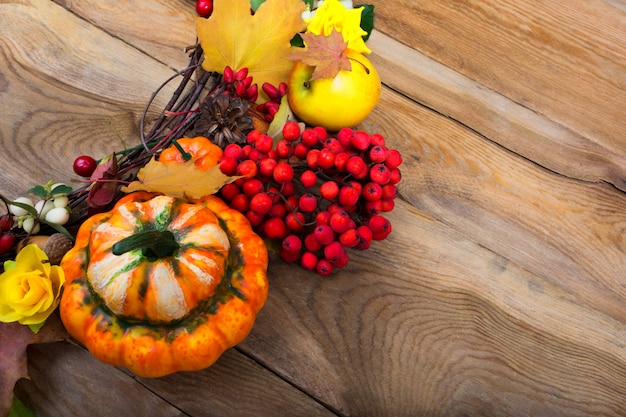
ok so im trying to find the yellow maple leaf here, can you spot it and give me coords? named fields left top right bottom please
left=121, top=157, right=239, bottom=199
left=195, top=0, right=306, bottom=94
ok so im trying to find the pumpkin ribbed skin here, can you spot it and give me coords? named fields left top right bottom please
left=60, top=191, right=268, bottom=377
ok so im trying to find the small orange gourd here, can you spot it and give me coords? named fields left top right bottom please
left=59, top=191, right=268, bottom=377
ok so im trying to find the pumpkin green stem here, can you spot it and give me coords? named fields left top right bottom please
left=172, top=139, right=192, bottom=161
left=112, top=230, right=179, bottom=261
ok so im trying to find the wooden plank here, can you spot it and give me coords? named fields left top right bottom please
left=14, top=342, right=185, bottom=417
left=234, top=87, right=626, bottom=416
left=0, top=0, right=181, bottom=197
left=15, top=342, right=336, bottom=417
left=241, top=199, right=626, bottom=416
left=364, top=0, right=626, bottom=191
left=362, top=88, right=626, bottom=323
left=54, top=0, right=196, bottom=70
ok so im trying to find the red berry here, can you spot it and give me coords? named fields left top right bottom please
left=350, top=130, right=371, bottom=151
left=250, top=193, right=273, bottom=215
left=368, top=145, right=389, bottom=163
left=320, top=181, right=339, bottom=200
left=298, top=194, right=318, bottom=213
left=262, top=82, right=281, bottom=101
left=282, top=121, right=301, bottom=141
left=382, top=184, right=398, bottom=200
left=263, top=217, right=286, bottom=239
left=369, top=133, right=386, bottom=147
left=230, top=194, right=249, bottom=213
left=356, top=225, right=373, bottom=250
left=73, top=155, right=98, bottom=178
left=276, top=140, right=292, bottom=159
left=329, top=211, right=351, bottom=234
left=385, top=149, right=403, bottom=169
left=280, top=180, right=296, bottom=197
left=338, top=185, right=360, bottom=208
left=220, top=183, right=240, bottom=201
left=273, top=162, right=294, bottom=183
left=224, top=66, right=235, bottom=83
left=195, top=0, right=214, bottom=17
left=0, top=232, right=16, bottom=254
left=0, top=215, right=12, bottom=232
left=323, top=138, right=343, bottom=154
left=219, top=156, right=238, bottom=176
left=234, top=67, right=249, bottom=81
left=280, top=247, right=300, bottom=263
left=362, top=182, right=383, bottom=201
left=363, top=199, right=383, bottom=216
left=301, top=129, right=319, bottom=147
left=313, top=126, right=328, bottom=141
left=285, top=211, right=306, bottom=232
left=334, top=152, right=350, bottom=172
left=331, top=251, right=350, bottom=269
left=269, top=203, right=287, bottom=219
left=246, top=129, right=263, bottom=145
left=242, top=179, right=264, bottom=197
left=316, top=259, right=333, bottom=276
left=389, top=168, right=402, bottom=184
left=337, top=128, right=354, bottom=148
left=324, top=241, right=345, bottom=263
left=294, top=143, right=309, bottom=160
left=313, top=225, right=335, bottom=245
left=304, top=233, right=323, bottom=252
left=246, top=210, right=265, bottom=227
left=345, top=156, right=368, bottom=179
left=368, top=215, right=392, bottom=236
left=306, top=149, right=320, bottom=170
left=300, top=251, right=318, bottom=270
left=317, top=149, right=336, bottom=169
left=237, top=159, right=258, bottom=178
left=281, top=234, right=302, bottom=253
left=255, top=134, right=274, bottom=154
left=339, top=228, right=360, bottom=248
left=369, top=163, right=391, bottom=185
left=381, top=198, right=395, bottom=212
left=315, top=210, right=331, bottom=226
left=259, top=158, right=278, bottom=178
left=224, top=143, right=245, bottom=160
left=300, top=170, right=318, bottom=188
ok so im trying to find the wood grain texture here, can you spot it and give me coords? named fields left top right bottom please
left=363, top=0, right=626, bottom=191
left=15, top=342, right=335, bottom=417
left=1, top=0, right=625, bottom=416
left=0, top=0, right=183, bottom=197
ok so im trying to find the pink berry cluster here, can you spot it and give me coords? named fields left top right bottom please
left=217, top=121, right=402, bottom=276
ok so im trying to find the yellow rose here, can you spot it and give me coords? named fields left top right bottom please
left=0, top=244, right=65, bottom=326
left=305, top=0, right=371, bottom=54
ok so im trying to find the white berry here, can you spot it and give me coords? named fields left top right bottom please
left=10, top=197, right=34, bottom=216
left=45, top=207, right=70, bottom=225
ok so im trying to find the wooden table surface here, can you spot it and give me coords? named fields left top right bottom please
left=2, top=0, right=626, bottom=416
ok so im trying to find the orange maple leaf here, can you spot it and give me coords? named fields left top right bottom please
left=121, top=158, right=239, bottom=199
left=196, top=0, right=306, bottom=95
left=287, top=30, right=352, bottom=80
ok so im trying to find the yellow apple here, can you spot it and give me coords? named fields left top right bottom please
left=287, top=49, right=381, bottom=132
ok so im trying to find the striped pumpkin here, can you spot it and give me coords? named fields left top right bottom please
left=59, top=191, right=268, bottom=377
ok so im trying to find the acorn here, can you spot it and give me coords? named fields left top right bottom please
left=17, top=233, right=74, bottom=264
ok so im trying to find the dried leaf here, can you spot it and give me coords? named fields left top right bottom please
left=0, top=314, right=68, bottom=417
left=196, top=0, right=306, bottom=95
left=87, top=153, right=118, bottom=212
left=121, top=158, right=238, bottom=199
left=287, top=30, right=351, bottom=80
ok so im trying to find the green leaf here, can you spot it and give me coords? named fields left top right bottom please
left=8, top=202, right=37, bottom=217
left=28, top=321, right=45, bottom=334
left=303, top=0, right=314, bottom=10
left=27, top=185, right=47, bottom=199
left=250, top=0, right=266, bottom=12
left=50, top=184, right=72, bottom=196
left=290, top=33, right=304, bottom=47
left=9, top=395, right=36, bottom=417
left=41, top=221, right=74, bottom=242
left=357, top=4, right=375, bottom=41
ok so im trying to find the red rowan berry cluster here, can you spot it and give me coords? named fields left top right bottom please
left=217, top=121, right=402, bottom=276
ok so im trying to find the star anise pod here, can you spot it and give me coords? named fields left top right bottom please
left=193, top=93, right=254, bottom=147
